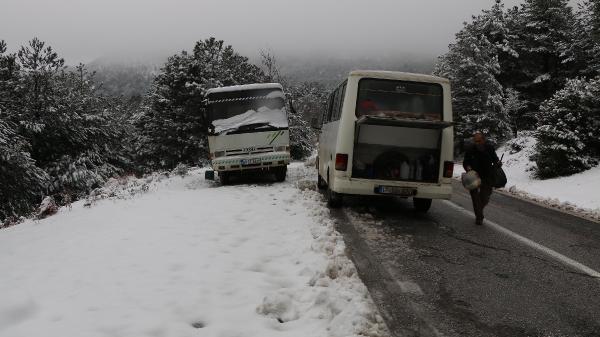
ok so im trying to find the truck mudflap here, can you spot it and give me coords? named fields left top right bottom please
left=355, top=115, right=453, bottom=129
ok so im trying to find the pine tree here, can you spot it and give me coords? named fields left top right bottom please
left=285, top=82, right=327, bottom=159
left=0, top=40, right=48, bottom=223
left=43, top=64, right=126, bottom=194
left=0, top=119, right=48, bottom=223
left=135, top=38, right=266, bottom=170
left=503, top=87, right=528, bottom=136
left=512, top=0, right=576, bottom=113
left=567, top=0, right=600, bottom=78
left=434, top=0, right=513, bottom=150
left=534, top=77, right=600, bottom=178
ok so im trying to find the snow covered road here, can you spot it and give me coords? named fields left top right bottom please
left=0, top=163, right=387, bottom=337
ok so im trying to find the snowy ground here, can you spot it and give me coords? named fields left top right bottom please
left=0, top=163, right=388, bottom=337
left=455, top=135, right=600, bottom=221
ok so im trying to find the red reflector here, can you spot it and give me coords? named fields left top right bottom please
left=443, top=161, right=454, bottom=178
left=335, top=153, right=348, bottom=171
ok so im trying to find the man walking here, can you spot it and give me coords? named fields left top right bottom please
left=463, top=132, right=502, bottom=225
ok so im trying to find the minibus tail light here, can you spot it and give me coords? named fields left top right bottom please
left=443, top=161, right=454, bottom=178
left=335, top=154, right=348, bottom=171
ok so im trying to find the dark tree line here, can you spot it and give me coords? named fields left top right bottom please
left=435, top=0, right=600, bottom=178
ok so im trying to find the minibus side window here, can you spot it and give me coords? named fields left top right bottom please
left=332, top=81, right=347, bottom=121
left=325, top=92, right=335, bottom=123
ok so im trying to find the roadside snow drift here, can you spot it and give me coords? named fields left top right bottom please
left=0, top=163, right=387, bottom=337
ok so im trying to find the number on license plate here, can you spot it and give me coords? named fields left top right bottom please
left=241, top=158, right=261, bottom=165
left=375, top=186, right=415, bottom=196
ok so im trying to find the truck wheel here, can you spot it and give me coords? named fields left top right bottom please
left=220, top=172, right=230, bottom=185
left=413, top=198, right=432, bottom=213
left=275, top=166, right=287, bottom=182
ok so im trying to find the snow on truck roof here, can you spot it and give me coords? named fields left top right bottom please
left=206, top=83, right=283, bottom=95
left=349, top=70, right=450, bottom=84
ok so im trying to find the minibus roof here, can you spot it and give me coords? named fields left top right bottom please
left=349, top=70, right=450, bottom=84
left=206, top=83, right=283, bottom=96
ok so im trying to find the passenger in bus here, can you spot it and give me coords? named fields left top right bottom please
left=463, top=132, right=502, bottom=225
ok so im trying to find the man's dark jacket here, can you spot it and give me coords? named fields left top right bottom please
left=463, top=141, right=500, bottom=182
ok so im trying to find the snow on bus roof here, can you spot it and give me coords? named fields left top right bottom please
left=206, top=83, right=283, bottom=95
left=349, top=70, right=450, bottom=84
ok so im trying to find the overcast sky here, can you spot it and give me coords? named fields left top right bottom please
left=1, top=0, right=571, bottom=64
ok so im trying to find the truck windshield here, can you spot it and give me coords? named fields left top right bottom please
left=207, top=91, right=288, bottom=135
left=356, top=79, right=443, bottom=121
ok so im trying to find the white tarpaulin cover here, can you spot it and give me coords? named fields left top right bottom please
left=212, top=106, right=288, bottom=135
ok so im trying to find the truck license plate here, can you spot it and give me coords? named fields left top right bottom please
left=375, top=186, right=416, bottom=196
left=240, top=158, right=261, bottom=165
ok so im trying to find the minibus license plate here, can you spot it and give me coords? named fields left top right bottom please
left=241, top=158, right=261, bottom=165
left=375, top=186, right=416, bottom=196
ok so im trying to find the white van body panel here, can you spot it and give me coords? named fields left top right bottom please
left=318, top=71, right=454, bottom=199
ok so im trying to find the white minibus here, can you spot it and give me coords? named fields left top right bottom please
left=316, top=71, right=454, bottom=211
left=205, top=83, right=290, bottom=184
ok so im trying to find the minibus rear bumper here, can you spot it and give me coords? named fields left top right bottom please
left=332, top=177, right=453, bottom=199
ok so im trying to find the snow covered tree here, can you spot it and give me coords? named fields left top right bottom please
left=0, top=119, right=48, bottom=223
left=434, top=0, right=513, bottom=150
left=565, top=0, right=600, bottom=78
left=534, top=77, right=600, bottom=178
left=14, top=38, right=65, bottom=143
left=41, top=64, right=127, bottom=194
left=0, top=40, right=48, bottom=223
left=511, top=0, right=576, bottom=113
left=285, top=82, right=327, bottom=159
left=135, top=38, right=265, bottom=170
left=503, top=87, right=528, bottom=137
left=260, top=49, right=283, bottom=83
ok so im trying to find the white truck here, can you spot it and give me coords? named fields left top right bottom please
left=204, top=83, right=291, bottom=184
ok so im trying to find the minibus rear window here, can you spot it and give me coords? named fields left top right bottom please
left=356, top=79, right=443, bottom=121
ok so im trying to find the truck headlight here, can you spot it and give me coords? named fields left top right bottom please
left=275, top=145, right=289, bottom=152
left=212, top=151, right=225, bottom=158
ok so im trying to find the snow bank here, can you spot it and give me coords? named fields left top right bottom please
left=0, top=163, right=388, bottom=337
left=212, top=106, right=288, bottom=135
left=454, top=135, right=600, bottom=221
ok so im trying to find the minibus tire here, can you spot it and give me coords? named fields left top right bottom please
left=317, top=175, right=327, bottom=190
left=413, top=198, right=432, bottom=213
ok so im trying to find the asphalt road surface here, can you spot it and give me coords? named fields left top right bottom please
left=329, top=180, right=600, bottom=337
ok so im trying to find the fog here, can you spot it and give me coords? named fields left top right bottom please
left=0, top=0, right=567, bottom=64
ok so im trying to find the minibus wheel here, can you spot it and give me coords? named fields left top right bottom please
left=413, top=198, right=432, bottom=213
left=317, top=175, right=327, bottom=190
